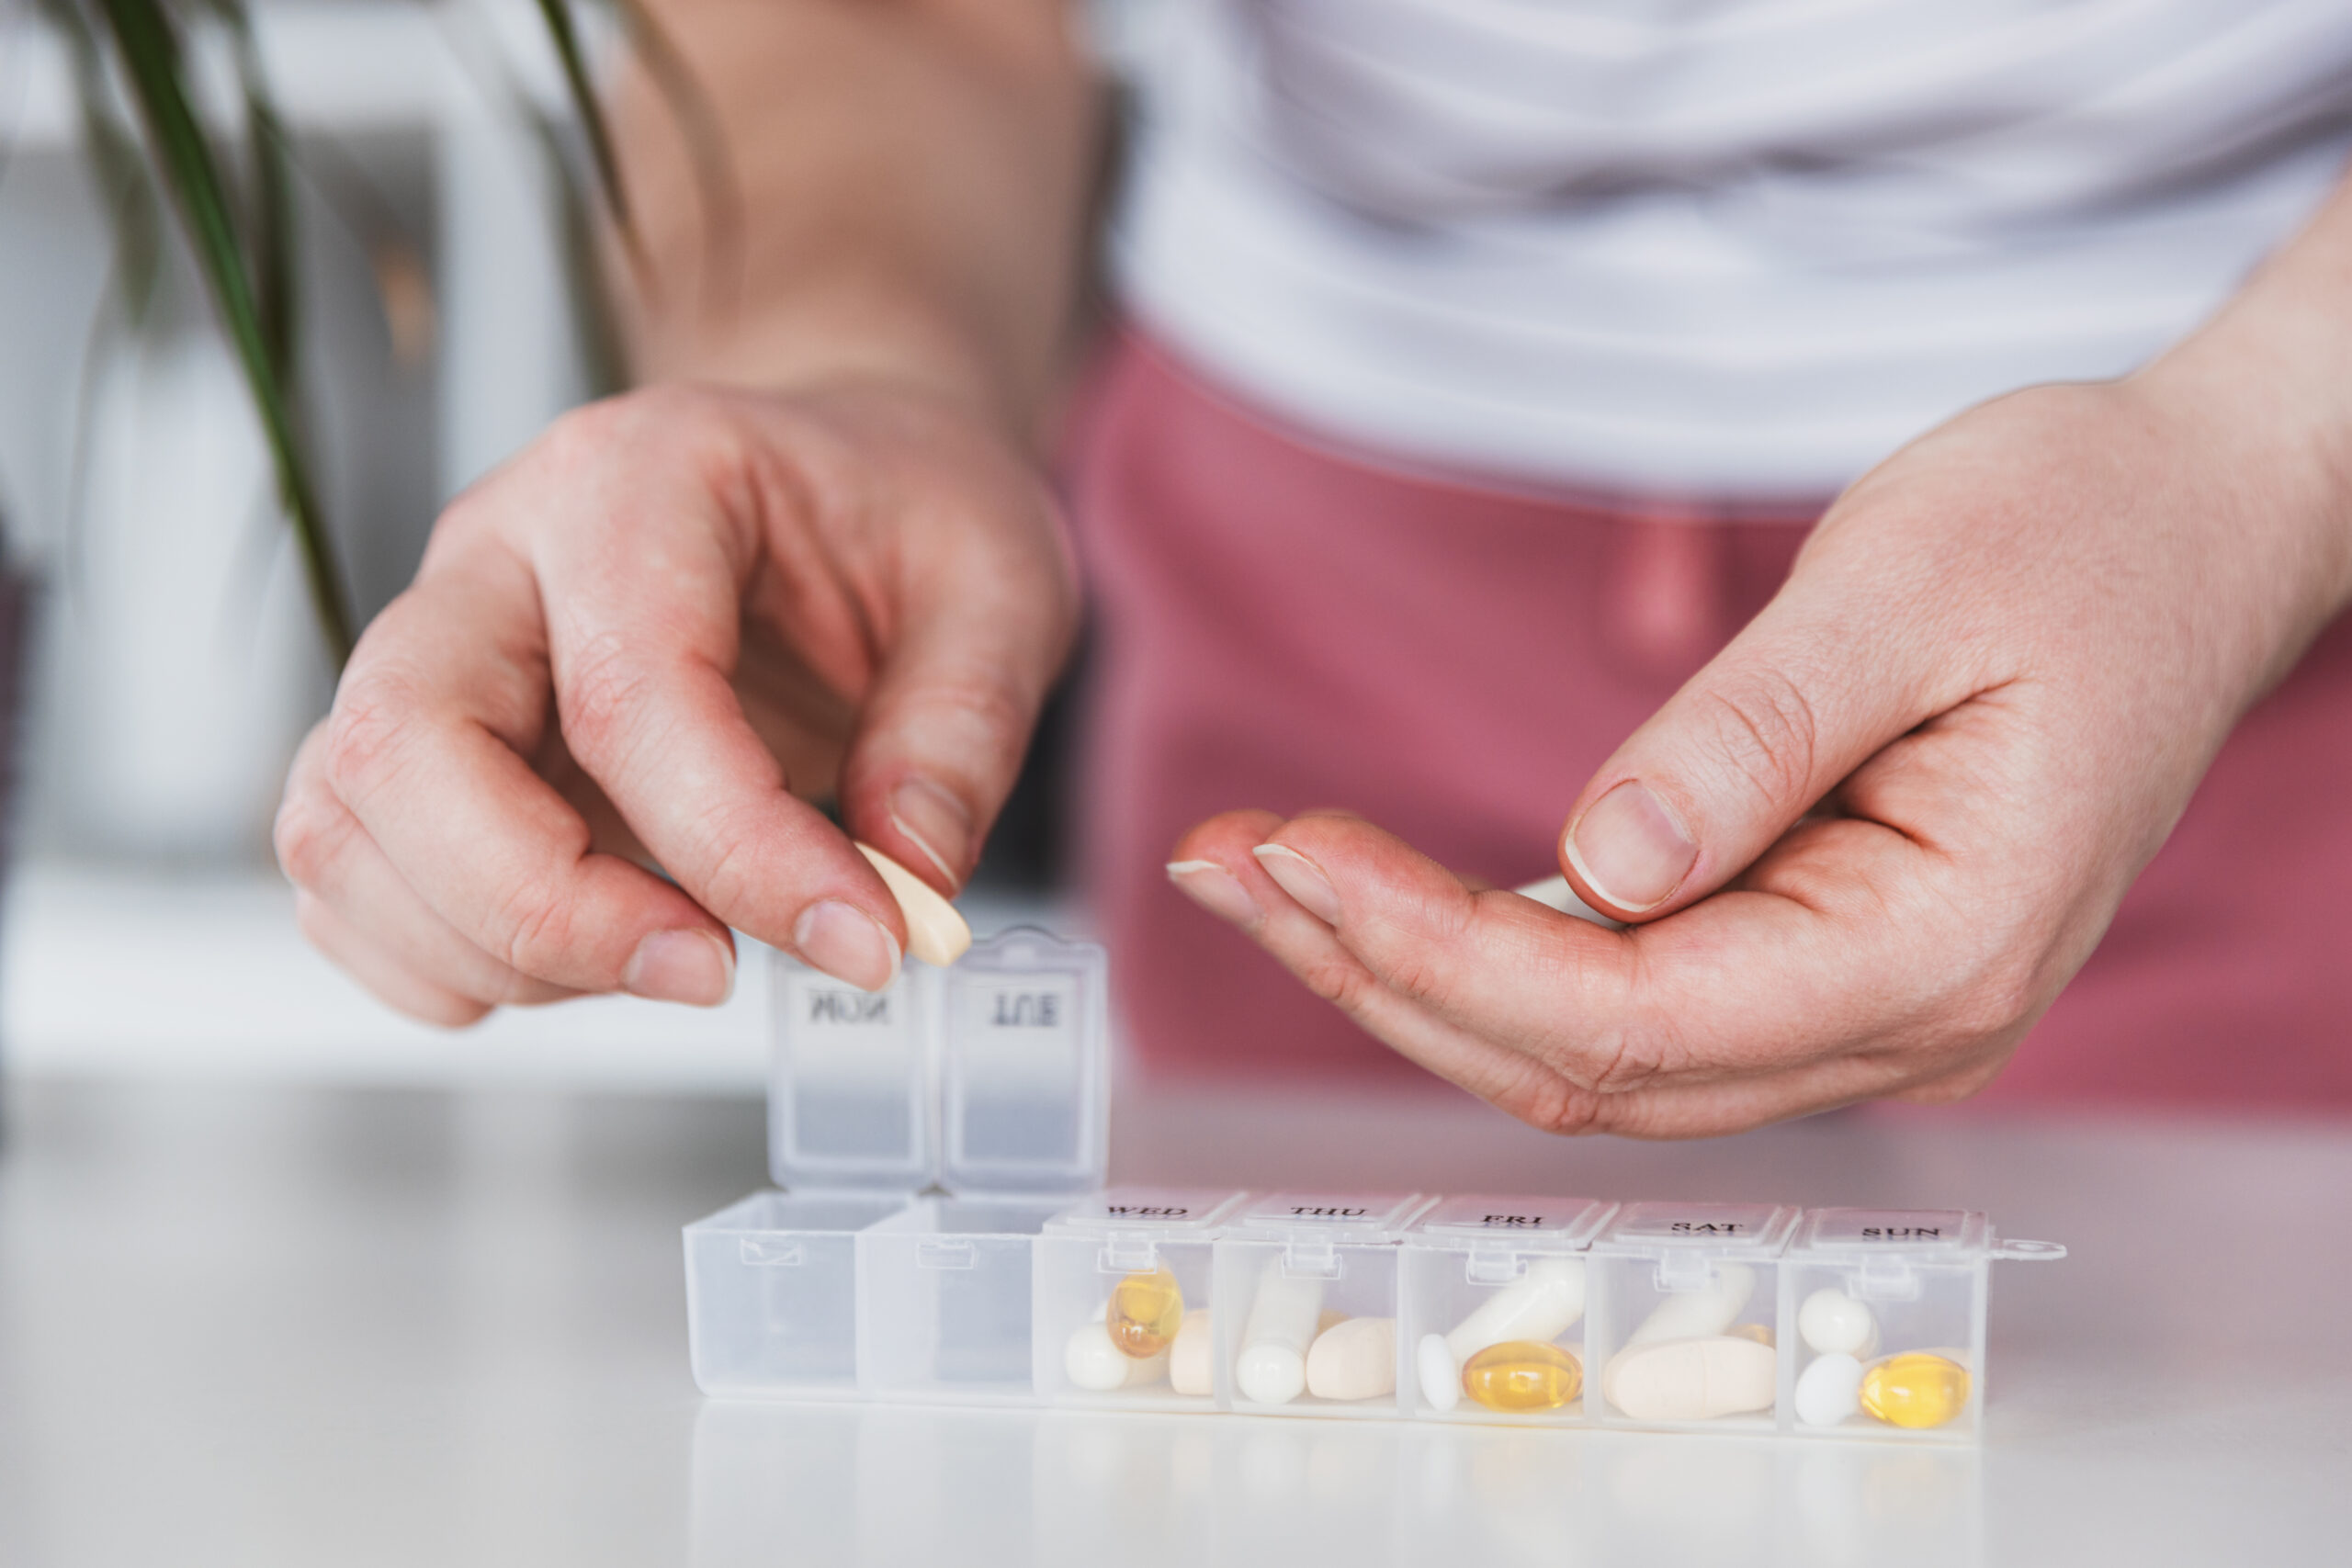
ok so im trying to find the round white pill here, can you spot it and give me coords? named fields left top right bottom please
left=1794, top=1352, right=1864, bottom=1426
left=1798, top=1288, right=1879, bottom=1357
left=1417, top=1333, right=1460, bottom=1413
left=1237, top=1344, right=1307, bottom=1404
left=1065, top=1320, right=1167, bottom=1392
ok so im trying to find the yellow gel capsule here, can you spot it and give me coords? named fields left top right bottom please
left=1728, top=1323, right=1775, bottom=1348
left=1461, top=1340, right=1583, bottom=1414
left=1108, top=1268, right=1185, bottom=1359
left=1860, top=1353, right=1971, bottom=1429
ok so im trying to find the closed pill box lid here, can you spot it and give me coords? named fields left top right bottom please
left=1596, top=1201, right=1801, bottom=1257
left=1409, top=1194, right=1615, bottom=1250
left=1233, top=1191, right=1434, bottom=1242
left=1045, top=1188, right=1250, bottom=1235
left=1794, top=1208, right=1988, bottom=1257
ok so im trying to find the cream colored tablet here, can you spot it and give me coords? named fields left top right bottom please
left=855, top=842, right=972, bottom=966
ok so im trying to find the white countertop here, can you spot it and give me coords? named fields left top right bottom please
left=2, top=1074, right=2344, bottom=1566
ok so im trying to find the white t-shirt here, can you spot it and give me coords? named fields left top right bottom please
left=1109, top=0, right=2352, bottom=501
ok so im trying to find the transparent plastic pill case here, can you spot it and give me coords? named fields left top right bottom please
left=684, top=929, right=2064, bottom=1438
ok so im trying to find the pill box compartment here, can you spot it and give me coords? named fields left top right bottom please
left=685, top=927, right=1110, bottom=1403
left=684, top=1190, right=911, bottom=1399
left=1587, top=1201, right=1800, bottom=1433
left=1032, top=1187, right=1250, bottom=1409
left=1781, top=1209, right=2065, bottom=1443
left=1398, top=1193, right=1615, bottom=1425
left=857, top=1194, right=1067, bottom=1402
left=1213, top=1192, right=1433, bottom=1416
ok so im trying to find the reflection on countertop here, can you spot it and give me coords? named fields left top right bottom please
left=2, top=1077, right=2346, bottom=1567
left=691, top=1400, right=1984, bottom=1567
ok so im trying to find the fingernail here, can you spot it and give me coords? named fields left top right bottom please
left=624, top=929, right=736, bottom=1007
left=792, top=899, right=902, bottom=992
left=1167, top=860, right=1261, bottom=927
left=1251, top=842, right=1341, bottom=923
left=1567, top=780, right=1697, bottom=913
left=889, top=776, right=972, bottom=889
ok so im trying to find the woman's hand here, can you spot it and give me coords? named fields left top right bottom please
left=1171, top=352, right=2352, bottom=1135
left=276, top=380, right=1076, bottom=1024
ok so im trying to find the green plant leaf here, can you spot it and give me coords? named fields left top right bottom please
left=533, top=0, right=644, bottom=278
left=92, top=0, right=353, bottom=664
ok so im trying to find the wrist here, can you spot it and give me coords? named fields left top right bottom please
left=625, top=276, right=1046, bottom=452
left=2132, top=191, right=2352, bottom=626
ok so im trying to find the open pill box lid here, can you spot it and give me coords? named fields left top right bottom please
left=1593, top=1201, right=1803, bottom=1258
left=1045, top=1187, right=1251, bottom=1238
left=767, top=927, right=1109, bottom=1197
left=1407, top=1193, right=1617, bottom=1252
left=1791, top=1207, right=2068, bottom=1263
left=1229, top=1191, right=1436, bottom=1243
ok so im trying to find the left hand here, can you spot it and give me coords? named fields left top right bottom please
left=1170, top=358, right=2352, bottom=1136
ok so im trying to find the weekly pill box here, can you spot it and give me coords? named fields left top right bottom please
left=684, top=931, right=2064, bottom=1437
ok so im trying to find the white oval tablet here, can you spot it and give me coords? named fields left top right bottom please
left=1797, top=1288, right=1879, bottom=1357
left=1306, top=1316, right=1396, bottom=1402
left=1794, top=1351, right=1864, bottom=1426
left=855, top=841, right=971, bottom=966
left=1169, top=1308, right=1214, bottom=1397
left=1603, top=1336, right=1777, bottom=1421
left=1066, top=1319, right=1167, bottom=1392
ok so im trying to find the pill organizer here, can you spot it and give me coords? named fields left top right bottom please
left=684, top=930, right=2064, bottom=1438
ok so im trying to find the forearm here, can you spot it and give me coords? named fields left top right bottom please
left=2134, top=164, right=2352, bottom=660
left=613, top=0, right=1102, bottom=442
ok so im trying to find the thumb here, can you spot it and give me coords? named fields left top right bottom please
left=835, top=525, right=1077, bottom=897
left=1559, top=570, right=1959, bottom=921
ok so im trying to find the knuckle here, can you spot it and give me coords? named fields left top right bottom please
left=273, top=790, right=348, bottom=890
left=1695, top=666, right=1823, bottom=812
left=322, top=672, right=424, bottom=808
left=558, top=632, right=665, bottom=766
left=486, top=874, right=582, bottom=980
left=1294, top=952, right=1378, bottom=1016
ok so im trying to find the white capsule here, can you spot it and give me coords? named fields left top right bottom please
left=854, top=842, right=971, bottom=967
left=1628, top=1262, right=1755, bottom=1345
left=1794, top=1351, right=1864, bottom=1427
left=1306, top=1316, right=1396, bottom=1402
left=1169, top=1308, right=1215, bottom=1397
left=1446, top=1258, right=1587, bottom=1360
left=1603, top=1335, right=1777, bottom=1421
left=1235, top=1256, right=1325, bottom=1404
left=1065, top=1319, right=1168, bottom=1392
left=1797, top=1288, right=1880, bottom=1357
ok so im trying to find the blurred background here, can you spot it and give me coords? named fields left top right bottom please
left=0, top=0, right=1159, bottom=1095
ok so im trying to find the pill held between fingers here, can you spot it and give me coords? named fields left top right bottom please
left=1603, top=1336, right=1777, bottom=1421
left=1170, top=1308, right=1214, bottom=1397
left=1066, top=1319, right=1169, bottom=1392
left=854, top=842, right=971, bottom=966
left=1794, top=1352, right=1864, bottom=1426
left=1443, top=1258, right=1586, bottom=1362
left=1628, top=1262, right=1755, bottom=1346
left=1797, top=1288, right=1879, bottom=1357
left=1306, top=1316, right=1396, bottom=1401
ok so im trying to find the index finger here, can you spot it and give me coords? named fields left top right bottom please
left=524, top=394, right=909, bottom=989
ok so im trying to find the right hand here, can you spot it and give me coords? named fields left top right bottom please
left=275, top=379, right=1077, bottom=1025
